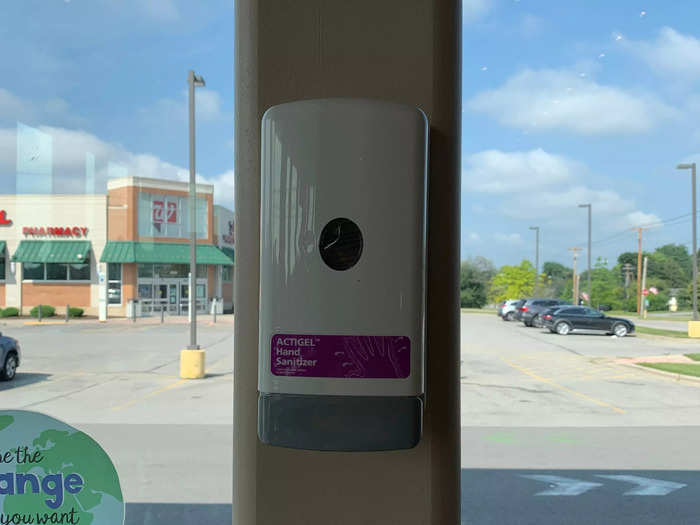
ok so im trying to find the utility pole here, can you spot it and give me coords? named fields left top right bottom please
left=578, top=203, right=592, bottom=305
left=631, top=227, right=649, bottom=314
left=529, top=226, right=540, bottom=293
left=569, top=247, right=582, bottom=304
left=641, top=255, right=649, bottom=319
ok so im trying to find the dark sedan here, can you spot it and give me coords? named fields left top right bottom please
left=0, top=332, right=21, bottom=381
left=521, top=299, right=571, bottom=327
left=543, top=306, right=635, bottom=337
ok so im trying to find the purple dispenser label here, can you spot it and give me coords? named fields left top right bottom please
left=271, top=334, right=410, bottom=378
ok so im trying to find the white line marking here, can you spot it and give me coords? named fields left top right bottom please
left=596, top=475, right=687, bottom=496
left=521, top=475, right=603, bottom=496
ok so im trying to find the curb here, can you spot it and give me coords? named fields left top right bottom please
left=23, top=321, right=69, bottom=326
left=618, top=361, right=700, bottom=384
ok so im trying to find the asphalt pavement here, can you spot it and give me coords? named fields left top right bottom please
left=2, top=313, right=700, bottom=524
left=461, top=312, right=700, bottom=524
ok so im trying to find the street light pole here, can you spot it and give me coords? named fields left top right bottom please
left=188, top=70, right=206, bottom=349
left=578, top=203, right=592, bottom=305
left=529, top=226, right=540, bottom=293
left=677, top=162, right=698, bottom=321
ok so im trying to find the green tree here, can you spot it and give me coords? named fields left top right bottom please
left=460, top=257, right=496, bottom=308
left=489, top=260, right=537, bottom=303
left=542, top=261, right=573, bottom=299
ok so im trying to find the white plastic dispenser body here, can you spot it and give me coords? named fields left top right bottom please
left=258, top=98, right=428, bottom=451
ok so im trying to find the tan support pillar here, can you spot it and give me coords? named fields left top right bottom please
left=234, top=1, right=461, bottom=523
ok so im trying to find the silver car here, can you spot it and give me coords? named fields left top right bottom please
left=499, top=299, right=522, bottom=321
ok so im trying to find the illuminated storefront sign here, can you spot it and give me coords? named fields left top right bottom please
left=0, top=210, right=11, bottom=225
left=22, top=226, right=89, bottom=237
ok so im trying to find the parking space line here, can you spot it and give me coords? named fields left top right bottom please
left=500, top=358, right=626, bottom=414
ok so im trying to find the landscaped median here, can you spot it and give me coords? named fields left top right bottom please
left=617, top=354, right=700, bottom=381
left=635, top=326, right=689, bottom=339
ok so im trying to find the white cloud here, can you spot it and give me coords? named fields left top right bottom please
left=494, top=233, right=523, bottom=245
left=624, top=27, right=700, bottom=81
left=463, top=0, right=492, bottom=23
left=463, top=148, right=580, bottom=193
left=0, top=124, right=234, bottom=209
left=466, top=232, right=482, bottom=243
left=468, top=68, right=676, bottom=134
left=140, top=0, right=180, bottom=21
left=463, top=148, right=660, bottom=239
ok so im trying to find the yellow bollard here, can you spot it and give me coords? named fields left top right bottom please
left=180, top=349, right=206, bottom=379
left=688, top=321, right=700, bottom=338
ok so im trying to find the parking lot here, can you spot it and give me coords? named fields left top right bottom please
left=2, top=312, right=700, bottom=524
left=0, top=316, right=234, bottom=523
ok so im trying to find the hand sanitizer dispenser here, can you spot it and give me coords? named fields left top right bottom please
left=258, top=98, right=428, bottom=451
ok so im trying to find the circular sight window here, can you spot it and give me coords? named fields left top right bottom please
left=319, top=218, right=363, bottom=271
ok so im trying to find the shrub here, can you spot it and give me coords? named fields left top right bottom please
left=0, top=307, right=19, bottom=318
left=68, top=307, right=84, bottom=318
left=30, top=305, right=56, bottom=318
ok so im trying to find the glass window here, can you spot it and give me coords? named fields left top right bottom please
left=23, top=262, right=44, bottom=280
left=69, top=262, right=90, bottom=281
left=196, top=284, right=206, bottom=298
left=138, top=193, right=208, bottom=239
left=222, top=266, right=233, bottom=282
left=108, top=263, right=121, bottom=281
left=138, top=284, right=153, bottom=299
left=155, top=264, right=188, bottom=278
left=46, top=263, right=68, bottom=280
left=0, top=253, right=5, bottom=281
left=108, top=263, right=122, bottom=305
left=196, top=264, right=208, bottom=278
left=138, top=264, right=154, bottom=278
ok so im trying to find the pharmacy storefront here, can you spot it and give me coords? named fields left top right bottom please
left=0, top=195, right=107, bottom=316
left=0, top=176, right=234, bottom=318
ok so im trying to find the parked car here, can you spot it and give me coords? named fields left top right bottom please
left=543, top=306, right=635, bottom=337
left=499, top=299, right=521, bottom=320
left=521, top=299, right=571, bottom=327
left=503, top=299, right=526, bottom=321
left=0, top=332, right=20, bottom=381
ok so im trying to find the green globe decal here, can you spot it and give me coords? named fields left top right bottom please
left=0, top=411, right=123, bottom=525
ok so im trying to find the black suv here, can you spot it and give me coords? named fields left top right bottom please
left=544, top=306, right=635, bottom=337
left=520, top=298, right=571, bottom=327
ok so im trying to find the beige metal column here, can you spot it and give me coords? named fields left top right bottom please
left=234, top=1, right=461, bottom=523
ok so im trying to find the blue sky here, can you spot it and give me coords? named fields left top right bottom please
left=2, top=1, right=700, bottom=268
left=462, top=0, right=700, bottom=267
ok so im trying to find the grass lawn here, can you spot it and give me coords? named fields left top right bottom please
left=635, top=326, right=689, bottom=338
left=686, top=353, right=700, bottom=362
left=638, top=362, right=700, bottom=378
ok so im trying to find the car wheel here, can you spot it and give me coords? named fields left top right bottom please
left=555, top=322, right=571, bottom=336
left=1, top=353, right=18, bottom=381
left=532, top=315, right=543, bottom=328
left=612, top=323, right=628, bottom=337
left=504, top=312, right=514, bottom=321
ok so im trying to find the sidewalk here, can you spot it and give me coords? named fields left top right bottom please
left=0, top=313, right=234, bottom=327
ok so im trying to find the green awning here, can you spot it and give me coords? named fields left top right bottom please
left=0, top=241, right=5, bottom=254
left=12, top=240, right=91, bottom=263
left=100, top=241, right=233, bottom=265
left=220, top=246, right=234, bottom=264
